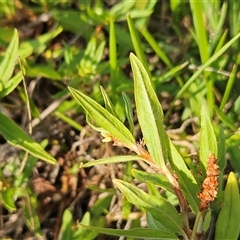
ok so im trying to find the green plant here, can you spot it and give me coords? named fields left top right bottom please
left=0, top=2, right=158, bottom=238
left=1, top=1, right=240, bottom=239
left=68, top=53, right=240, bottom=239
left=0, top=29, right=56, bottom=237
left=0, top=29, right=56, bottom=163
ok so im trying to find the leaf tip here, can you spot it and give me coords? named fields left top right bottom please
left=112, top=178, right=120, bottom=186
left=129, top=52, right=137, bottom=61
left=67, top=86, right=73, bottom=92
left=227, top=171, right=238, bottom=186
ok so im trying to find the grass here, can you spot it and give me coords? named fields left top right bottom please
left=0, top=1, right=240, bottom=239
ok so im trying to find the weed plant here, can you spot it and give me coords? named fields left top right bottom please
left=0, top=1, right=240, bottom=239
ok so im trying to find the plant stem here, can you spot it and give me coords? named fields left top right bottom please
left=192, top=210, right=207, bottom=240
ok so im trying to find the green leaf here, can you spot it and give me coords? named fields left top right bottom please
left=214, top=105, right=238, bottom=132
left=109, top=18, right=118, bottom=94
left=18, top=26, right=63, bottom=58
left=15, top=140, right=49, bottom=187
left=80, top=224, right=178, bottom=239
left=168, top=140, right=199, bottom=213
left=146, top=211, right=173, bottom=232
left=90, top=194, right=113, bottom=218
left=113, top=179, right=185, bottom=236
left=68, top=86, right=137, bottom=151
left=0, top=28, right=18, bottom=85
left=54, top=111, right=83, bottom=131
left=156, top=61, right=188, bottom=85
left=217, top=127, right=226, bottom=172
left=220, top=64, right=237, bottom=110
left=217, top=127, right=226, bottom=190
left=139, top=28, right=172, bottom=67
left=200, top=106, right=217, bottom=167
left=100, top=85, right=118, bottom=118
left=139, top=28, right=185, bottom=87
left=110, top=1, right=135, bottom=17
left=215, top=172, right=240, bottom=240
left=73, top=213, right=105, bottom=240
left=202, top=209, right=211, bottom=232
left=127, top=15, right=150, bottom=77
left=0, top=72, right=22, bottom=99
left=0, top=28, right=15, bottom=46
left=81, top=155, right=147, bottom=168
left=190, top=1, right=209, bottom=63
left=23, top=189, right=42, bottom=238
left=52, top=10, right=87, bottom=33
left=78, top=37, right=105, bottom=77
left=132, top=169, right=174, bottom=194
left=1, top=187, right=17, bottom=211
left=213, top=29, right=228, bottom=54
left=130, top=53, right=169, bottom=167
left=122, top=92, right=134, bottom=135
left=0, top=112, right=56, bottom=164
left=173, top=30, right=240, bottom=101
left=59, top=209, right=73, bottom=240
left=81, top=211, right=91, bottom=225
left=25, top=64, right=62, bottom=80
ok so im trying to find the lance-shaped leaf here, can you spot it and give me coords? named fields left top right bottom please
left=0, top=29, right=18, bottom=85
left=200, top=106, right=217, bottom=168
left=79, top=224, right=178, bottom=239
left=127, top=15, right=150, bottom=77
left=0, top=112, right=56, bottom=164
left=0, top=29, right=23, bottom=99
left=81, top=155, right=147, bottom=168
left=68, top=87, right=137, bottom=152
left=113, top=179, right=185, bottom=236
left=122, top=92, right=134, bottom=135
left=130, top=53, right=169, bottom=167
left=24, top=190, right=42, bottom=238
left=0, top=72, right=22, bottom=99
left=169, top=139, right=199, bottom=213
left=1, top=187, right=17, bottom=211
left=215, top=172, right=240, bottom=240
left=100, top=85, right=118, bottom=118
left=59, top=209, right=74, bottom=240
left=73, top=212, right=105, bottom=239
left=132, top=169, right=174, bottom=194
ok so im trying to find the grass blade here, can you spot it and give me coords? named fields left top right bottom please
left=220, top=64, right=237, bottom=110
left=214, top=106, right=237, bottom=132
left=127, top=15, right=150, bottom=77
left=174, top=31, right=240, bottom=101
left=139, top=28, right=172, bottom=67
left=190, top=1, right=209, bottom=63
left=109, top=18, right=118, bottom=94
